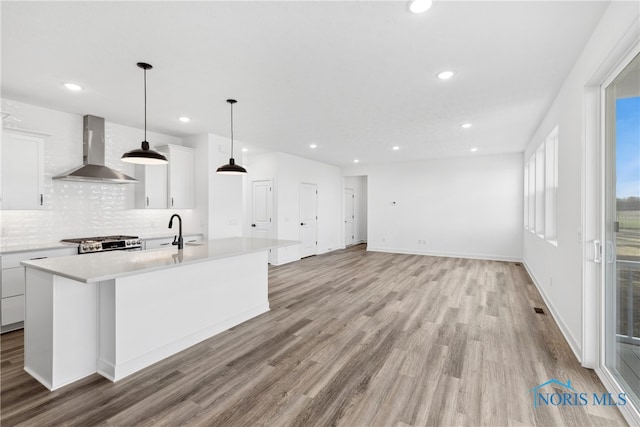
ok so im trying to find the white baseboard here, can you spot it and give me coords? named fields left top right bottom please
left=522, top=261, right=582, bottom=363
left=23, top=366, right=53, bottom=391
left=366, top=246, right=522, bottom=263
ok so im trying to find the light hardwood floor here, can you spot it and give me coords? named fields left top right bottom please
left=0, top=244, right=628, bottom=426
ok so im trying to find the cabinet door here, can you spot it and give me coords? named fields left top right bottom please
left=167, top=147, right=194, bottom=209
left=1, top=295, right=25, bottom=325
left=1, top=129, right=45, bottom=209
left=135, top=163, right=168, bottom=209
left=1, top=267, right=25, bottom=298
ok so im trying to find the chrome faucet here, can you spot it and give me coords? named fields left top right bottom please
left=168, top=214, right=183, bottom=250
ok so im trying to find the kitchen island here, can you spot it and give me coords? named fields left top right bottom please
left=20, top=237, right=297, bottom=391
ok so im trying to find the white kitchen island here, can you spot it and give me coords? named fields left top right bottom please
left=20, top=237, right=297, bottom=391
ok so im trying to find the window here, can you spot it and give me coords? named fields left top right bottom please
left=524, top=162, right=529, bottom=229
left=545, top=126, right=558, bottom=242
left=524, top=125, right=559, bottom=244
left=535, top=145, right=545, bottom=235
left=528, top=155, right=536, bottom=230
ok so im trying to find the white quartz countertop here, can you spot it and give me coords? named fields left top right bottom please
left=0, top=241, right=77, bottom=254
left=21, top=237, right=299, bottom=283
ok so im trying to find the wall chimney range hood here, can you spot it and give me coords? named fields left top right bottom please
left=53, top=115, right=137, bottom=183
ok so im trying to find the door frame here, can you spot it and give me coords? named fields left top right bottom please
left=582, top=26, right=640, bottom=425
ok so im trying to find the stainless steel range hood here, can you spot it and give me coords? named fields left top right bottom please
left=53, top=115, right=137, bottom=183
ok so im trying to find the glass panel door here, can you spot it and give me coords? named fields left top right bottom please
left=604, top=52, right=640, bottom=409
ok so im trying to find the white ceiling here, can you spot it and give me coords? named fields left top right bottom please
left=1, top=1, right=609, bottom=166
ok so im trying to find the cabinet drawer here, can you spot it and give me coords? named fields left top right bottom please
left=1, top=267, right=24, bottom=298
left=144, top=238, right=174, bottom=250
left=1, top=295, right=24, bottom=325
left=1, top=247, right=77, bottom=269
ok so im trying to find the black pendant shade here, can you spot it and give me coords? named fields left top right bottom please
left=121, top=62, right=168, bottom=165
left=217, top=99, right=247, bottom=175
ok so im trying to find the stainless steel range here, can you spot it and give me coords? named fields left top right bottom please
left=61, top=235, right=142, bottom=254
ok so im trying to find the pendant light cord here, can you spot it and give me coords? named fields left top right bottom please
left=230, top=101, right=234, bottom=158
left=143, top=67, right=147, bottom=142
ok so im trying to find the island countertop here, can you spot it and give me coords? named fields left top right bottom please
left=21, top=237, right=298, bottom=283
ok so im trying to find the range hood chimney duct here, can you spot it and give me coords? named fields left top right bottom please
left=53, top=115, right=137, bottom=183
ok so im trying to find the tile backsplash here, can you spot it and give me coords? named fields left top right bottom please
left=1, top=99, right=200, bottom=247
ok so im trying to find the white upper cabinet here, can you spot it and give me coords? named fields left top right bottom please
left=158, top=145, right=194, bottom=209
left=1, top=128, right=46, bottom=210
left=135, top=161, right=168, bottom=209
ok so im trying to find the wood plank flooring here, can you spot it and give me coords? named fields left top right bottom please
left=0, top=244, right=628, bottom=426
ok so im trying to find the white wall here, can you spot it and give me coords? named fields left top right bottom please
left=0, top=99, right=201, bottom=247
left=344, top=175, right=368, bottom=244
left=183, top=134, right=245, bottom=240
left=522, top=2, right=640, bottom=361
left=247, top=151, right=342, bottom=264
left=343, top=153, right=523, bottom=261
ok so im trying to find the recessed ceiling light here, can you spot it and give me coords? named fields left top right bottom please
left=461, top=123, right=472, bottom=129
left=470, top=148, right=478, bottom=152
left=309, top=144, right=317, bottom=149
left=178, top=116, right=190, bottom=123
left=437, top=71, right=454, bottom=80
left=409, top=0, right=433, bottom=14
left=353, top=159, right=360, bottom=163
left=392, top=146, right=400, bottom=151
left=62, top=82, right=82, bottom=91
left=242, top=148, right=248, bottom=152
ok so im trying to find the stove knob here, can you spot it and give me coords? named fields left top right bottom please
left=82, top=245, right=89, bottom=252
left=136, top=239, right=141, bottom=245
left=125, top=241, right=130, bottom=246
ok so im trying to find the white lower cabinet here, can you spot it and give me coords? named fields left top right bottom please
left=1, top=295, right=25, bottom=325
left=0, top=246, right=77, bottom=333
left=1, top=267, right=25, bottom=297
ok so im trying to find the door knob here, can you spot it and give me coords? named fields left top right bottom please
left=251, top=224, right=256, bottom=227
left=300, top=222, right=306, bottom=226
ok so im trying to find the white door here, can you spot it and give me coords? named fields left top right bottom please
left=602, top=52, right=640, bottom=413
left=251, top=180, right=273, bottom=240
left=299, top=183, right=317, bottom=258
left=345, top=188, right=355, bottom=246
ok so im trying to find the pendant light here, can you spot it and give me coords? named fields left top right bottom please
left=216, top=99, right=247, bottom=175
left=121, top=62, right=168, bottom=165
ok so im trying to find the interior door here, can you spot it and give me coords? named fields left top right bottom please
left=603, top=52, right=640, bottom=411
left=251, top=180, right=273, bottom=240
left=345, top=188, right=355, bottom=246
left=299, top=183, right=317, bottom=258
